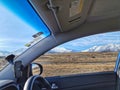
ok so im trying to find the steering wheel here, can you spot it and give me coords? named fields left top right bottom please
left=24, top=75, right=52, bottom=90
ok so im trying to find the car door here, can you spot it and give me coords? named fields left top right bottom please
left=33, top=32, right=119, bottom=90
left=46, top=71, right=116, bottom=90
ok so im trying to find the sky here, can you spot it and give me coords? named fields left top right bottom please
left=0, top=0, right=120, bottom=52
left=0, top=0, right=50, bottom=52
left=57, top=31, right=120, bottom=52
left=0, top=5, right=37, bottom=51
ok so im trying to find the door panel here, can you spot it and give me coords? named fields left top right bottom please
left=0, top=80, right=18, bottom=90
left=46, top=71, right=116, bottom=90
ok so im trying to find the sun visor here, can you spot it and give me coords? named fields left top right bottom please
left=46, top=0, right=94, bottom=32
left=49, top=0, right=92, bottom=32
left=29, top=0, right=93, bottom=32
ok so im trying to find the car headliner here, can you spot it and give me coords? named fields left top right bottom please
left=0, top=0, right=120, bottom=80
left=29, top=0, right=120, bottom=34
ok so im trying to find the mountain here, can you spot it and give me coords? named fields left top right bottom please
left=48, top=47, right=72, bottom=53
left=0, top=51, right=10, bottom=56
left=12, top=48, right=27, bottom=55
left=0, top=48, right=27, bottom=56
left=1, top=44, right=119, bottom=56
left=82, top=44, right=120, bottom=52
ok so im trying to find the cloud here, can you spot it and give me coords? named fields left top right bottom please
left=0, top=5, right=38, bottom=51
left=63, top=31, right=120, bottom=47
left=57, top=31, right=120, bottom=52
left=0, top=3, right=120, bottom=53
left=50, top=47, right=72, bottom=53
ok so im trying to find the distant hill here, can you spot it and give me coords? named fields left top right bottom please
left=12, top=48, right=27, bottom=55
left=0, top=48, right=27, bottom=56
left=82, top=44, right=120, bottom=52
left=0, top=51, right=10, bottom=56
left=48, top=47, right=72, bottom=53
left=0, top=44, right=120, bottom=56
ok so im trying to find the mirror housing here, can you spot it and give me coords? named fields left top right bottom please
left=31, top=63, right=43, bottom=75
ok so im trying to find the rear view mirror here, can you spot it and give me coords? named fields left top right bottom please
left=31, top=63, right=43, bottom=75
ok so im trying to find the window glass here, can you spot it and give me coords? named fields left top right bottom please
left=0, top=0, right=50, bottom=70
left=34, top=31, right=120, bottom=77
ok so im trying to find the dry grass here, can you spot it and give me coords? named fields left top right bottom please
left=34, top=52, right=118, bottom=77
left=0, top=57, right=7, bottom=70
left=0, top=52, right=118, bottom=77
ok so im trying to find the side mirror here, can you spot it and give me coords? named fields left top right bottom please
left=31, top=63, right=43, bottom=75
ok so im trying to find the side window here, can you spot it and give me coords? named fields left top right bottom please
left=34, top=31, right=119, bottom=77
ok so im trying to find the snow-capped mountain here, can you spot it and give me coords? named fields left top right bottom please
left=49, top=47, right=72, bottom=53
left=12, top=48, right=27, bottom=55
left=0, top=44, right=119, bottom=56
left=0, top=51, right=10, bottom=56
left=0, top=48, right=27, bottom=56
left=82, top=44, right=120, bottom=52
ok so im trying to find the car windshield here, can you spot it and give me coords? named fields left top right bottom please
left=0, top=0, right=50, bottom=70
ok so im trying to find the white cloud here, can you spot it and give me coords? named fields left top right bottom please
left=0, top=5, right=38, bottom=51
left=64, top=31, right=120, bottom=47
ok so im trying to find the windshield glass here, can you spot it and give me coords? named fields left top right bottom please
left=0, top=0, right=50, bottom=70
